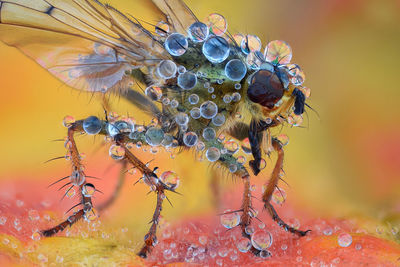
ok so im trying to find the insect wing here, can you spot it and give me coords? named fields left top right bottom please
left=0, top=0, right=169, bottom=92
left=151, top=0, right=198, bottom=34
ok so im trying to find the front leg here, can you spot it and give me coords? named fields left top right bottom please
left=263, top=138, right=311, bottom=236
left=248, top=119, right=276, bottom=175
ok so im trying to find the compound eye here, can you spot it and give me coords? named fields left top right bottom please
left=247, top=70, right=284, bottom=109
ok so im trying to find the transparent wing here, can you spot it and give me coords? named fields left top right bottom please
left=151, top=0, right=198, bottom=34
left=0, top=0, right=169, bottom=92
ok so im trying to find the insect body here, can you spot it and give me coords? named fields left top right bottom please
left=0, top=0, right=312, bottom=258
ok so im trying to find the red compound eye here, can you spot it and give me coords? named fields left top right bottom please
left=247, top=70, right=284, bottom=109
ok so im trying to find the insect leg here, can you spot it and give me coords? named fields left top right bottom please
left=115, top=140, right=170, bottom=258
left=213, top=152, right=256, bottom=239
left=248, top=119, right=277, bottom=176
left=41, top=126, right=97, bottom=236
left=262, top=138, right=311, bottom=236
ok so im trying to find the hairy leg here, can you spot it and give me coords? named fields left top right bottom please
left=42, top=125, right=98, bottom=236
left=262, top=138, right=310, bottom=236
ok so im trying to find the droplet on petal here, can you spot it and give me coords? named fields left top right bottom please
left=251, top=229, right=273, bottom=250
left=338, top=233, right=352, bottom=247
left=220, top=210, right=240, bottom=229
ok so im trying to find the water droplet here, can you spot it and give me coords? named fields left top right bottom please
left=162, top=97, right=170, bottom=105
left=155, top=21, right=169, bottom=36
left=109, top=144, right=125, bottom=160
left=281, top=244, right=288, bottom=250
left=66, top=187, right=75, bottom=198
left=224, top=140, right=239, bottom=154
left=178, top=65, right=186, bottom=74
left=83, top=116, right=102, bottom=135
left=355, top=243, right=362, bottom=250
left=177, top=72, right=197, bottom=90
left=288, top=114, right=303, bottom=127
left=246, top=51, right=263, bottom=70
left=338, top=233, right=352, bottom=247
left=190, top=107, right=201, bottom=119
left=157, top=60, right=177, bottom=79
left=277, top=134, right=289, bottom=146
left=202, top=127, right=216, bottom=141
left=187, top=22, right=209, bottom=42
left=170, top=99, right=179, bottom=108
left=202, top=36, right=230, bottom=64
left=160, top=171, right=179, bottom=190
left=196, top=141, right=205, bottom=151
left=164, top=33, right=188, bottom=56
left=234, top=83, right=241, bottom=90
left=237, top=238, right=251, bottom=252
left=0, top=216, right=7, bottom=225
left=28, top=210, right=40, bottom=221
left=82, top=183, right=96, bottom=197
left=70, top=170, right=85, bottom=186
left=223, top=94, right=232, bottom=103
left=206, top=147, right=220, bottom=162
left=265, top=40, right=292, bottom=65
left=145, top=127, right=165, bottom=146
left=272, top=188, right=286, bottom=205
left=212, top=113, right=225, bottom=126
left=188, top=94, right=199, bottom=104
left=220, top=210, right=240, bottom=229
left=208, top=87, right=214, bottom=93
left=251, top=230, right=273, bottom=250
left=323, top=227, right=332, bottom=235
left=145, top=85, right=163, bottom=101
left=205, top=13, right=227, bottom=36
left=241, top=35, right=262, bottom=54
left=237, top=156, right=246, bottom=164
left=200, top=101, right=218, bottom=119
left=231, top=92, right=241, bottom=102
left=183, top=132, right=198, bottom=147
left=229, top=164, right=237, bottom=173
left=175, top=112, right=189, bottom=125
left=84, top=208, right=98, bottom=221
left=63, top=115, right=75, bottom=128
left=286, top=64, right=305, bottom=85
left=31, top=231, right=41, bottom=241
left=245, top=226, right=255, bottom=235
left=106, top=120, right=133, bottom=137
left=224, top=59, right=247, bottom=81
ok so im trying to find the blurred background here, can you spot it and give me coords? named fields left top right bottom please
left=0, top=0, right=399, bottom=254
